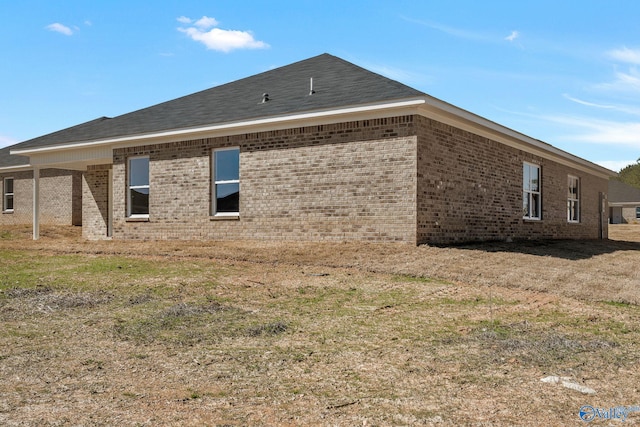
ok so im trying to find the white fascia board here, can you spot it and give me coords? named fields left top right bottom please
left=0, top=164, right=33, bottom=173
left=418, top=96, right=616, bottom=179
left=28, top=145, right=112, bottom=170
left=609, top=202, right=640, bottom=207
left=9, top=95, right=615, bottom=179
left=10, top=99, right=427, bottom=155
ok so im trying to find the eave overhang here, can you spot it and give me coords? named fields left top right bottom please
left=417, top=95, right=615, bottom=180
left=609, top=202, right=640, bottom=207
left=10, top=98, right=426, bottom=156
left=9, top=95, right=616, bottom=179
left=0, top=164, right=33, bottom=173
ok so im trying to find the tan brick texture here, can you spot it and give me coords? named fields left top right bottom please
left=0, top=169, right=82, bottom=227
left=416, top=116, right=608, bottom=243
left=82, top=165, right=111, bottom=239
left=110, top=117, right=418, bottom=242
left=80, top=114, right=609, bottom=244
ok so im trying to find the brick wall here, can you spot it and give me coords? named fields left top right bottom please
left=0, top=169, right=82, bottom=227
left=416, top=116, right=608, bottom=244
left=0, top=171, right=32, bottom=224
left=82, top=165, right=111, bottom=239
left=40, top=169, right=83, bottom=226
left=109, top=117, right=418, bottom=242
left=82, top=114, right=609, bottom=244
left=241, top=134, right=417, bottom=242
left=621, top=206, right=639, bottom=224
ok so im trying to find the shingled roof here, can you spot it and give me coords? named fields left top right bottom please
left=609, top=179, right=640, bottom=203
left=11, top=54, right=424, bottom=152
left=0, top=145, right=29, bottom=168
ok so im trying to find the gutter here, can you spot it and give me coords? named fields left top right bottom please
left=419, top=95, right=616, bottom=179
left=9, top=95, right=615, bottom=179
left=0, top=163, right=33, bottom=173
left=11, top=98, right=427, bottom=155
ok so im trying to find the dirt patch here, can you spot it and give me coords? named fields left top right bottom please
left=3, top=224, right=640, bottom=304
left=1, top=287, right=113, bottom=319
left=0, top=224, right=639, bottom=425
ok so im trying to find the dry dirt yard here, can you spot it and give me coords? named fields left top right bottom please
left=1, top=225, right=639, bottom=426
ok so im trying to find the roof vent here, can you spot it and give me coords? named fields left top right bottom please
left=261, top=93, right=269, bottom=103
left=309, top=77, right=315, bottom=95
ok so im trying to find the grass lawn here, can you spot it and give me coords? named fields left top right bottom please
left=1, top=226, right=640, bottom=425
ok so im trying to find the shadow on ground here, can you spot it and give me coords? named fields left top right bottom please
left=441, top=238, right=640, bottom=261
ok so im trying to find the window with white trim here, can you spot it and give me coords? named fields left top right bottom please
left=3, top=177, right=13, bottom=212
left=127, top=157, right=149, bottom=217
left=212, top=148, right=239, bottom=216
left=523, top=163, right=541, bottom=220
left=567, top=175, right=580, bottom=223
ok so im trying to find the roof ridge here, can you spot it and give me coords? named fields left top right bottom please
left=12, top=53, right=425, bottom=151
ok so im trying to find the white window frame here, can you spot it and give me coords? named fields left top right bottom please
left=523, top=162, right=541, bottom=220
left=212, top=147, right=240, bottom=217
left=567, top=175, right=580, bottom=223
left=3, top=177, right=14, bottom=213
left=127, top=156, right=150, bottom=218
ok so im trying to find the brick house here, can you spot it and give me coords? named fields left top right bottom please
left=609, top=179, right=640, bottom=224
left=0, top=54, right=614, bottom=244
left=0, top=146, right=82, bottom=229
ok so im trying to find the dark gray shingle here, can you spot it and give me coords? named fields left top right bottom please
left=13, top=54, right=425, bottom=151
left=609, top=179, right=640, bottom=203
left=0, top=145, right=29, bottom=168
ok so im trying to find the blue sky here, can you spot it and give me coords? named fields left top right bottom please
left=1, top=1, right=640, bottom=171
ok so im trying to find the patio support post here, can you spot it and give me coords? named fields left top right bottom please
left=33, top=166, right=40, bottom=240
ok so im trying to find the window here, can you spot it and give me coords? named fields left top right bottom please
left=567, top=176, right=580, bottom=223
left=212, top=148, right=239, bottom=216
left=3, top=177, right=13, bottom=212
left=127, top=157, right=149, bottom=217
left=523, top=163, right=541, bottom=220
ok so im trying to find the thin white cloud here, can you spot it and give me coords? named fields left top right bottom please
left=505, top=31, right=519, bottom=42
left=401, top=15, right=522, bottom=46
left=596, top=160, right=636, bottom=172
left=596, top=68, right=640, bottom=94
left=563, top=94, right=615, bottom=109
left=178, top=16, right=269, bottom=53
left=361, top=61, right=435, bottom=87
left=495, top=45, right=640, bottom=164
left=500, top=105, right=640, bottom=151
left=613, top=69, right=640, bottom=90
left=194, top=16, right=219, bottom=29
left=591, top=47, right=640, bottom=94
left=544, top=114, right=640, bottom=148
left=428, top=21, right=485, bottom=40
left=563, top=94, right=640, bottom=116
left=608, top=47, right=640, bottom=64
left=399, top=15, right=491, bottom=42
left=46, top=23, right=73, bottom=36
left=0, top=135, right=17, bottom=148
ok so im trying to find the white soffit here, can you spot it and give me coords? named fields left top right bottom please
left=10, top=96, right=614, bottom=178
left=10, top=99, right=427, bottom=155
left=28, top=145, right=112, bottom=170
left=0, top=164, right=33, bottom=173
left=418, top=97, right=615, bottom=179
